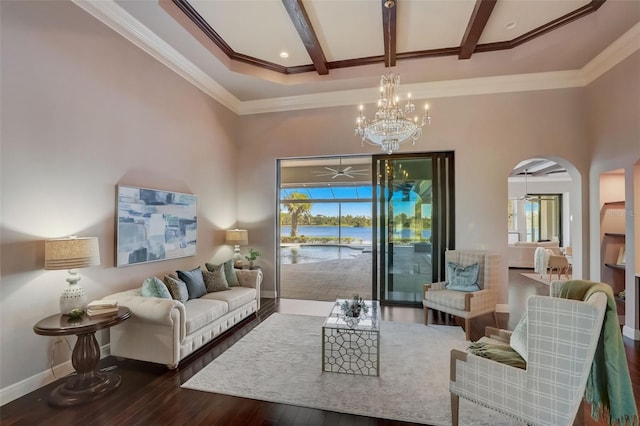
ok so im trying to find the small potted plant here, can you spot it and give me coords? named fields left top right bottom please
left=245, top=248, right=261, bottom=269
left=340, top=294, right=369, bottom=327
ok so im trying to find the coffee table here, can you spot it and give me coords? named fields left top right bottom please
left=322, top=299, right=380, bottom=376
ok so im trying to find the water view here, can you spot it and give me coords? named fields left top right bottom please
left=280, top=225, right=432, bottom=245
left=280, top=245, right=364, bottom=264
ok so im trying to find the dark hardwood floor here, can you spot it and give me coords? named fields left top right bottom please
left=1, top=270, right=638, bottom=425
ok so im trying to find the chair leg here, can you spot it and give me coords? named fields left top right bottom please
left=464, top=318, right=471, bottom=340
left=451, top=393, right=459, bottom=426
left=493, top=311, right=499, bottom=328
left=424, top=307, right=429, bottom=325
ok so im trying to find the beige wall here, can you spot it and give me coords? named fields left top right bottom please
left=586, top=51, right=640, bottom=335
left=236, top=89, right=591, bottom=301
left=2, top=0, right=639, bottom=402
left=0, top=1, right=238, bottom=391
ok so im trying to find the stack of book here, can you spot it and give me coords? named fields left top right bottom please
left=86, top=299, right=118, bottom=317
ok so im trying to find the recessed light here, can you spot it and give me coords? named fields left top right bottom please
left=279, top=51, right=289, bottom=59
left=505, top=21, right=517, bottom=30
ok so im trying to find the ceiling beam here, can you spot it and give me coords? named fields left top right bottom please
left=530, top=164, right=565, bottom=176
left=459, top=0, right=497, bottom=59
left=282, top=0, right=329, bottom=75
left=510, top=160, right=547, bottom=176
left=381, top=0, right=397, bottom=67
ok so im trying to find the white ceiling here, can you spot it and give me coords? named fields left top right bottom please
left=76, top=0, right=639, bottom=114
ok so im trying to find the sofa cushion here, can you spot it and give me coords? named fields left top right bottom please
left=445, top=262, right=480, bottom=292
left=141, top=276, right=172, bottom=299
left=163, top=275, right=189, bottom=303
left=177, top=267, right=207, bottom=300
left=206, top=261, right=239, bottom=287
left=183, top=299, right=228, bottom=335
left=425, top=289, right=468, bottom=310
left=202, top=268, right=229, bottom=292
left=201, top=287, right=257, bottom=311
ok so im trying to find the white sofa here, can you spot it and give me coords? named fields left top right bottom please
left=507, top=241, right=560, bottom=268
left=102, top=269, right=261, bottom=368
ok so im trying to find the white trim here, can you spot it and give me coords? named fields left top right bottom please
left=623, top=325, right=640, bottom=341
left=70, top=0, right=240, bottom=114
left=0, top=343, right=111, bottom=406
left=70, top=1, right=640, bottom=115
left=496, top=303, right=510, bottom=314
left=582, top=22, right=640, bottom=85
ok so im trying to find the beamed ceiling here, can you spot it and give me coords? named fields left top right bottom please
left=173, top=0, right=604, bottom=75
left=81, top=1, right=639, bottom=113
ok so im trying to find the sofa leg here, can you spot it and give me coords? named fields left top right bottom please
left=424, top=307, right=429, bottom=325
left=464, top=318, right=471, bottom=341
left=451, top=393, right=459, bottom=426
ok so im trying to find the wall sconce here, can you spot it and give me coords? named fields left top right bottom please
left=225, top=229, right=248, bottom=268
left=44, top=236, right=100, bottom=315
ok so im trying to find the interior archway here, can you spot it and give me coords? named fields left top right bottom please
left=506, top=157, right=583, bottom=280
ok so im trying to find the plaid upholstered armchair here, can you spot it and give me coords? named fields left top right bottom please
left=449, top=284, right=608, bottom=426
left=422, top=250, right=500, bottom=340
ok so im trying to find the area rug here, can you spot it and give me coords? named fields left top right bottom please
left=521, top=272, right=568, bottom=286
left=182, top=313, right=523, bottom=425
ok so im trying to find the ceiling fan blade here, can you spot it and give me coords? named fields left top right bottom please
left=342, top=166, right=353, bottom=172
left=324, top=167, right=338, bottom=173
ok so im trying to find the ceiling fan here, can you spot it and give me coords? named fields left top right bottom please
left=511, top=169, right=556, bottom=201
left=314, top=159, right=368, bottom=179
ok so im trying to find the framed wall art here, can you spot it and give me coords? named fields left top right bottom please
left=116, top=185, right=197, bottom=267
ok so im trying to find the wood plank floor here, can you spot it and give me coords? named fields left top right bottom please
left=1, top=270, right=638, bottom=425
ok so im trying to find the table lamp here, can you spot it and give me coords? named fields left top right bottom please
left=44, top=236, right=100, bottom=315
left=225, top=229, right=248, bottom=268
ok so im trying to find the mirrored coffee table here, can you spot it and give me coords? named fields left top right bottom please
left=322, top=299, right=380, bottom=376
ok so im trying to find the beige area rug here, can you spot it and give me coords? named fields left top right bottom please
left=521, top=272, right=569, bottom=286
left=182, top=313, right=524, bottom=425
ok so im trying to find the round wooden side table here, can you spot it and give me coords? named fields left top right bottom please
left=33, top=307, right=131, bottom=407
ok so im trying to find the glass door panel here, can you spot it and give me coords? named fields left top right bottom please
left=375, top=157, right=434, bottom=304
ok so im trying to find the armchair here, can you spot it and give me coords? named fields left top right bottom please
left=422, top=250, right=500, bottom=340
left=449, top=286, right=608, bottom=426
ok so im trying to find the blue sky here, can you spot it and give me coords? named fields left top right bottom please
left=281, top=186, right=430, bottom=218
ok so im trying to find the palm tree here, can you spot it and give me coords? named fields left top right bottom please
left=284, top=192, right=312, bottom=237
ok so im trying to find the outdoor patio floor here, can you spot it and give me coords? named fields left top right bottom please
left=279, top=247, right=432, bottom=302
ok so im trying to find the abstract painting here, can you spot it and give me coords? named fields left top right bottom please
left=116, top=185, right=197, bottom=267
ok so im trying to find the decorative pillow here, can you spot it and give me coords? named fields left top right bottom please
left=177, top=267, right=207, bottom=299
left=445, top=262, right=480, bottom=292
left=510, top=313, right=528, bottom=362
left=141, top=276, right=172, bottom=299
left=206, top=261, right=239, bottom=287
left=163, top=275, right=189, bottom=303
left=202, top=268, right=229, bottom=292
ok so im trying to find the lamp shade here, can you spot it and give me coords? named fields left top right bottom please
left=44, top=237, right=101, bottom=270
left=225, top=229, right=248, bottom=246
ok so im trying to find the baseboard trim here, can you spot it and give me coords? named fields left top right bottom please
left=0, top=343, right=111, bottom=406
left=261, top=290, right=277, bottom=299
left=496, top=304, right=509, bottom=314
left=622, top=325, right=640, bottom=341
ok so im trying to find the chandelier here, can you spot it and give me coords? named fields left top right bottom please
left=355, top=73, right=431, bottom=154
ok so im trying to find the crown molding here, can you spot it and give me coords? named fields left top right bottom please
left=71, top=0, right=240, bottom=114
left=72, top=0, right=639, bottom=116
left=581, top=22, right=640, bottom=85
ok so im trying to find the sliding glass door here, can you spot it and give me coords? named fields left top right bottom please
left=373, top=152, right=455, bottom=306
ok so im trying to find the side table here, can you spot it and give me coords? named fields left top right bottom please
left=33, top=307, right=131, bottom=407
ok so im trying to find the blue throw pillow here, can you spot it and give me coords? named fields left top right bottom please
left=177, top=267, right=207, bottom=299
left=141, top=276, right=172, bottom=299
left=445, top=262, right=480, bottom=292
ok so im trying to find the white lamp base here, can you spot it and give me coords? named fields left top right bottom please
left=60, top=270, right=88, bottom=315
left=232, top=244, right=243, bottom=268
